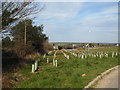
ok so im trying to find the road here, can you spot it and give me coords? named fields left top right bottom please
left=94, top=67, right=119, bottom=88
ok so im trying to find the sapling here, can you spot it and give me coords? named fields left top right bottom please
left=53, top=59, right=55, bottom=66
left=81, top=55, right=84, bottom=59
left=67, top=55, right=69, bottom=59
left=43, top=54, right=46, bottom=58
left=100, top=54, right=102, bottom=59
left=32, top=64, right=35, bottom=73
left=106, top=54, right=108, bottom=58
left=116, top=52, right=118, bottom=56
left=75, top=54, right=77, bottom=57
left=112, top=52, right=114, bottom=58
left=78, top=54, right=80, bottom=58
left=47, top=58, right=49, bottom=63
left=55, top=60, right=57, bottom=67
left=36, top=61, right=38, bottom=67
left=35, top=62, right=37, bottom=71
left=96, top=54, right=98, bottom=57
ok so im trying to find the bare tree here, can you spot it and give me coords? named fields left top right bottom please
left=1, top=0, right=44, bottom=30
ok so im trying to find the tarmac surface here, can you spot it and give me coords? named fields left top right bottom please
left=94, top=67, right=119, bottom=88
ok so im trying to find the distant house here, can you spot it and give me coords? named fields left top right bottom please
left=85, top=44, right=89, bottom=47
left=116, top=44, right=119, bottom=46
left=64, top=45, right=73, bottom=49
left=53, top=45, right=58, bottom=50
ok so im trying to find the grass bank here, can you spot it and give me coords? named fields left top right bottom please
left=16, top=47, right=118, bottom=88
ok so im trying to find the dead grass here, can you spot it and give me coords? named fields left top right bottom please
left=2, top=52, right=42, bottom=88
left=25, top=52, right=41, bottom=60
left=2, top=72, right=29, bottom=88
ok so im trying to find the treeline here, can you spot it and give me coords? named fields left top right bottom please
left=53, top=43, right=118, bottom=50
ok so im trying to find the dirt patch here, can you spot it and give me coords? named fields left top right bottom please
left=2, top=72, right=29, bottom=88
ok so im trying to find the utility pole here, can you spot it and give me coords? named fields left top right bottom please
left=24, top=20, right=27, bottom=45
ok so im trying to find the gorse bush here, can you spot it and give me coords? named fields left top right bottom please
left=13, top=40, right=35, bottom=57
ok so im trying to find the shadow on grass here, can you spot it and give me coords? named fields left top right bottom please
left=2, top=50, right=31, bottom=88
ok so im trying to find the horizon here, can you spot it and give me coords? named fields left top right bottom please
left=49, top=41, right=119, bottom=44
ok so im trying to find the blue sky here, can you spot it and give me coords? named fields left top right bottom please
left=32, top=2, right=118, bottom=43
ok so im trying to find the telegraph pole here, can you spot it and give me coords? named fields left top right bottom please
left=24, top=20, right=27, bottom=45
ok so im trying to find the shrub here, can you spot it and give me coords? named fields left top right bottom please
left=77, top=48, right=84, bottom=50
left=13, top=40, right=35, bottom=57
left=58, top=46, right=63, bottom=50
left=43, top=42, right=54, bottom=52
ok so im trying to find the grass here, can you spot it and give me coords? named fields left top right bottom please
left=89, top=68, right=117, bottom=88
left=88, top=46, right=118, bottom=52
left=15, top=47, right=119, bottom=88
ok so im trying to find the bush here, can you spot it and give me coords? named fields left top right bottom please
left=43, top=43, right=54, bottom=52
left=58, top=46, right=63, bottom=50
left=13, top=40, right=35, bottom=57
left=77, top=48, right=84, bottom=50
left=2, top=37, right=13, bottom=48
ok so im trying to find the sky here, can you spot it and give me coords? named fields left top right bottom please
left=31, top=2, right=118, bottom=43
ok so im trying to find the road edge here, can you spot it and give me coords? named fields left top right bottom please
left=83, top=65, right=119, bottom=89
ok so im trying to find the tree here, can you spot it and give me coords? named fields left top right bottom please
left=1, top=0, right=44, bottom=30
left=2, top=37, right=13, bottom=48
left=11, top=19, right=48, bottom=53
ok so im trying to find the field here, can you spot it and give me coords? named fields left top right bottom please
left=16, top=46, right=119, bottom=88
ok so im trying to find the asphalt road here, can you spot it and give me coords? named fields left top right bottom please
left=94, top=67, right=119, bottom=88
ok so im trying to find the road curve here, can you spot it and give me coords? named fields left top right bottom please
left=94, top=67, right=119, bottom=88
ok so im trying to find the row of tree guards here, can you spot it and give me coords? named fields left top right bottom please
left=32, top=60, right=39, bottom=73
left=31, top=58, right=58, bottom=73
left=31, top=50, right=118, bottom=73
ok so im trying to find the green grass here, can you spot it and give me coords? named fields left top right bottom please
left=88, top=46, right=118, bottom=52
left=16, top=47, right=119, bottom=88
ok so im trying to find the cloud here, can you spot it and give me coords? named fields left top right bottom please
left=32, top=2, right=118, bottom=43
left=34, top=0, right=119, bottom=2
left=80, top=4, right=118, bottom=30
left=33, top=2, right=83, bottom=23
